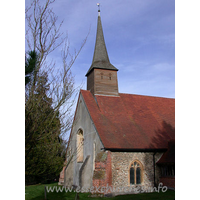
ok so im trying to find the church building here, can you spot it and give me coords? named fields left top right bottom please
left=59, top=7, right=175, bottom=195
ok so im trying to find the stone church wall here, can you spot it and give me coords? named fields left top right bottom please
left=64, top=93, right=104, bottom=188
left=93, top=151, right=112, bottom=193
left=111, top=152, right=163, bottom=194
left=64, top=159, right=74, bottom=186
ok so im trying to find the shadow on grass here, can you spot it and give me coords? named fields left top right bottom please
left=25, top=183, right=75, bottom=200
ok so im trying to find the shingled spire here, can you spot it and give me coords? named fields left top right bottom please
left=86, top=4, right=119, bottom=96
left=85, top=6, right=118, bottom=76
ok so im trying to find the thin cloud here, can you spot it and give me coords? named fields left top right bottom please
left=25, top=0, right=175, bottom=99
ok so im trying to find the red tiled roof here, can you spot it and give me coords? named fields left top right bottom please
left=81, top=90, right=175, bottom=150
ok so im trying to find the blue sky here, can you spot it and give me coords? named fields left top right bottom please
left=26, top=0, right=175, bottom=99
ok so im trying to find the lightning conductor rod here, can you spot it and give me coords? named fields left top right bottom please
left=97, top=3, right=100, bottom=16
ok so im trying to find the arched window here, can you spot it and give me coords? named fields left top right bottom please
left=77, top=129, right=84, bottom=162
left=130, top=161, right=143, bottom=185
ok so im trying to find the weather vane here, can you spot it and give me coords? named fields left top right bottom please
left=97, top=3, right=100, bottom=15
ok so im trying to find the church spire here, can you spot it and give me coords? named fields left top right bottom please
left=85, top=4, right=118, bottom=76
left=86, top=4, right=119, bottom=96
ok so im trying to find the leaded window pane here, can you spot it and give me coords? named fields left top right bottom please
left=134, top=162, right=137, bottom=166
left=130, top=167, right=134, bottom=184
left=136, top=167, right=141, bottom=184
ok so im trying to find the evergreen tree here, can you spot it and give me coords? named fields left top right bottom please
left=25, top=51, right=38, bottom=86
left=25, top=73, right=66, bottom=184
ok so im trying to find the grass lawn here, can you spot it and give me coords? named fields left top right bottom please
left=25, top=183, right=175, bottom=200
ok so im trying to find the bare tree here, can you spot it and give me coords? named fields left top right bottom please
left=25, top=0, right=88, bottom=183
left=25, top=0, right=88, bottom=139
